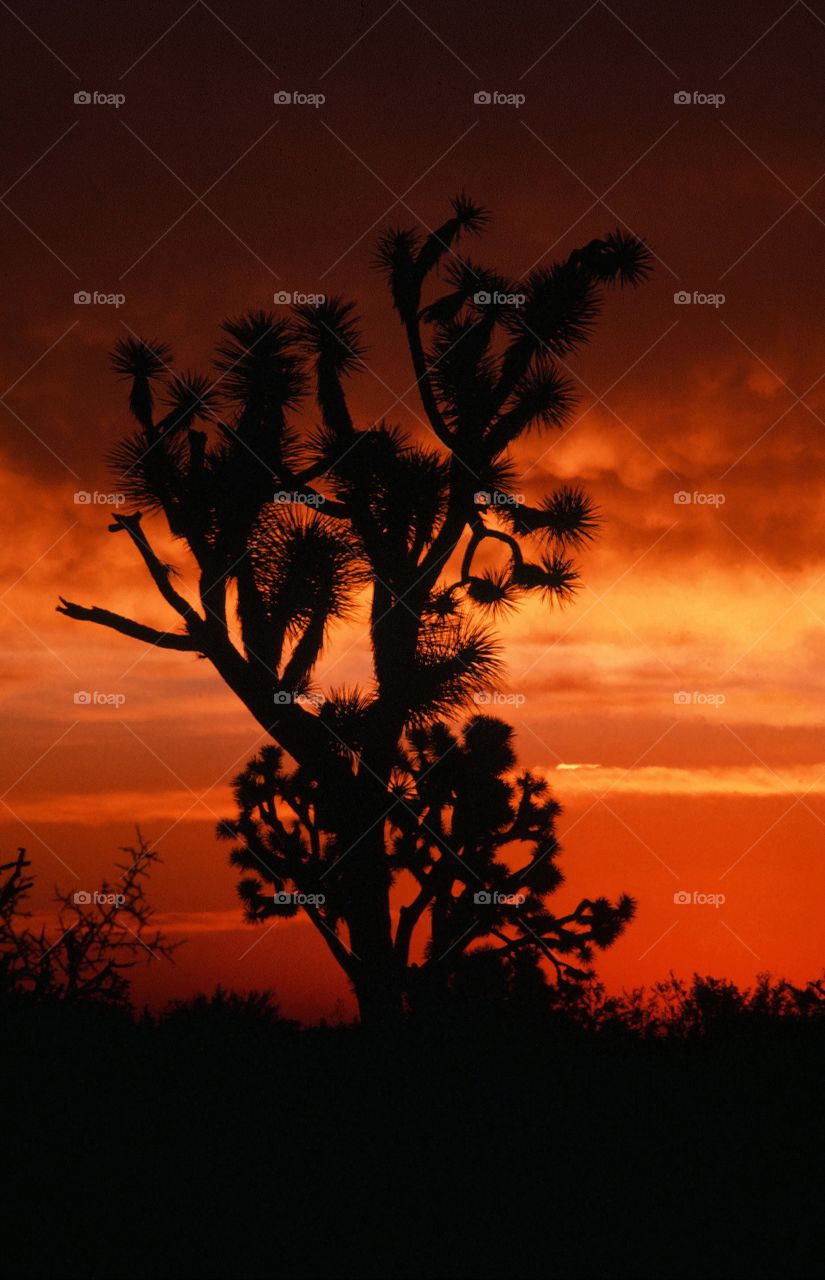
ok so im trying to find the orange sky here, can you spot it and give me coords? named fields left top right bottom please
left=2, top=0, right=825, bottom=1020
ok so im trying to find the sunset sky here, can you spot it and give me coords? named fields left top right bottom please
left=2, top=0, right=825, bottom=1020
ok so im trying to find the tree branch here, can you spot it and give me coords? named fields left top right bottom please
left=394, top=879, right=435, bottom=967
left=460, top=524, right=525, bottom=581
left=302, top=902, right=358, bottom=981
left=491, top=925, right=565, bottom=980
left=108, top=512, right=202, bottom=624
left=56, top=598, right=200, bottom=651
left=404, top=313, right=454, bottom=448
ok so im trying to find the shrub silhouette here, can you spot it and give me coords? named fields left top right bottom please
left=57, top=198, right=651, bottom=1025
left=0, top=835, right=176, bottom=1007
left=160, top=984, right=297, bottom=1038
left=5, top=960, right=825, bottom=1280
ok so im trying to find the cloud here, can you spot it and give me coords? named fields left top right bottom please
left=539, top=762, right=825, bottom=798
left=3, top=787, right=233, bottom=826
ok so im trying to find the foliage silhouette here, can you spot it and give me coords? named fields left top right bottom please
left=0, top=836, right=176, bottom=1007
left=57, top=198, right=651, bottom=1025
left=221, top=717, right=636, bottom=1017
left=1, top=850, right=822, bottom=1278
left=4, top=959, right=825, bottom=1279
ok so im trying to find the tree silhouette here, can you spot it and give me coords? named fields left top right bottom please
left=58, top=197, right=650, bottom=1025
left=221, top=717, right=635, bottom=1017
left=0, top=836, right=176, bottom=1006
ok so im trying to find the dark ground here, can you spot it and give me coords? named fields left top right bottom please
left=3, top=995, right=824, bottom=1279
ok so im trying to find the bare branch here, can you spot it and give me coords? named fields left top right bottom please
left=109, top=512, right=202, bottom=624
left=56, top=598, right=200, bottom=651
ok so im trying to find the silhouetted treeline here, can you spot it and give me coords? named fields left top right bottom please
left=3, top=970, right=824, bottom=1279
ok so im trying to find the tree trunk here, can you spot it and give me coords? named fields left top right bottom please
left=341, top=782, right=403, bottom=1031
left=352, top=965, right=403, bottom=1030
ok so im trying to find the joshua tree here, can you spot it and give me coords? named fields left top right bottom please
left=58, top=197, right=649, bottom=1025
left=223, top=718, right=635, bottom=1018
